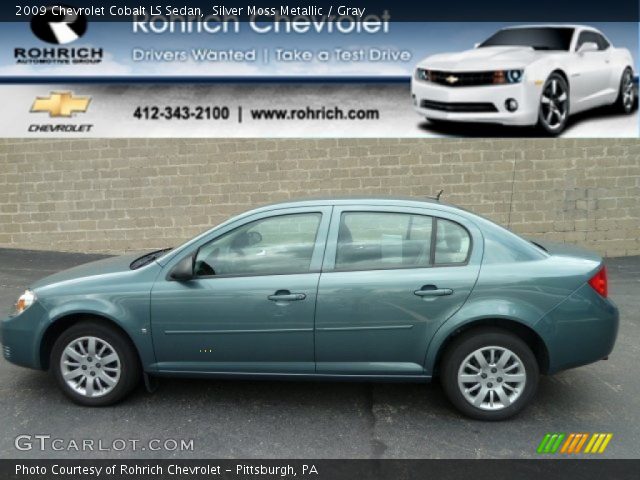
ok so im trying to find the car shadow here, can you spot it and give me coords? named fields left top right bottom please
left=8, top=366, right=594, bottom=423
left=418, top=104, right=638, bottom=138
left=2, top=367, right=618, bottom=459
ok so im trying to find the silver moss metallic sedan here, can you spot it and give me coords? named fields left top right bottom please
left=1, top=198, right=618, bottom=420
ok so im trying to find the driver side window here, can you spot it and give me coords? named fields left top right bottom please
left=194, top=213, right=322, bottom=277
left=576, top=31, right=609, bottom=51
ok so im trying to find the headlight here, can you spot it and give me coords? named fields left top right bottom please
left=15, top=290, right=36, bottom=314
left=415, top=68, right=430, bottom=82
left=493, top=69, right=524, bottom=84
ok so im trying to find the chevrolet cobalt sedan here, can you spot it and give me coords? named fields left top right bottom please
left=412, top=25, right=635, bottom=135
left=0, top=198, right=618, bottom=420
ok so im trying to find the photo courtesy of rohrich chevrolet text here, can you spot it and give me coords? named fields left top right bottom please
left=0, top=1, right=638, bottom=479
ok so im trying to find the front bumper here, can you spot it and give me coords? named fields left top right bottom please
left=536, top=284, right=620, bottom=374
left=1, top=302, right=47, bottom=370
left=411, top=77, right=541, bottom=126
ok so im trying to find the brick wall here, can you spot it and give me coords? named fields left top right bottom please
left=0, top=138, right=638, bottom=256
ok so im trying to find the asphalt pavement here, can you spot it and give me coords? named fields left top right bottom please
left=0, top=248, right=638, bottom=459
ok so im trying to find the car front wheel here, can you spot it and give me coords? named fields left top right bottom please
left=537, top=73, right=570, bottom=136
left=51, top=321, right=141, bottom=406
left=440, top=328, right=539, bottom=421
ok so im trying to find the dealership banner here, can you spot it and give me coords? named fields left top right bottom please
left=0, top=1, right=638, bottom=137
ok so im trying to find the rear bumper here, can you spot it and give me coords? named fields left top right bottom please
left=536, top=284, right=619, bottom=374
left=411, top=77, right=541, bottom=126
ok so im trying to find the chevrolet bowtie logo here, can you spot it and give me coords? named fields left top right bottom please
left=31, top=92, right=91, bottom=117
left=445, top=75, right=460, bottom=84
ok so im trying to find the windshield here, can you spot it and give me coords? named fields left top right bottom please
left=479, top=27, right=575, bottom=51
left=130, top=248, right=173, bottom=270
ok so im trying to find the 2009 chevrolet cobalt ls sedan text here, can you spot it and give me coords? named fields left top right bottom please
left=0, top=198, right=618, bottom=420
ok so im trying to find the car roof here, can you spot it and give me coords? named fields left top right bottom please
left=502, top=24, right=597, bottom=32
left=252, top=196, right=453, bottom=212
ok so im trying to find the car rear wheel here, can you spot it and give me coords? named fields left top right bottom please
left=440, top=328, right=539, bottom=420
left=614, top=67, right=635, bottom=114
left=51, top=321, right=140, bottom=406
left=537, top=73, right=570, bottom=136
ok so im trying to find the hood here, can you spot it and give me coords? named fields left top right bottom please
left=530, top=239, right=602, bottom=264
left=31, top=252, right=143, bottom=290
left=418, top=46, right=543, bottom=70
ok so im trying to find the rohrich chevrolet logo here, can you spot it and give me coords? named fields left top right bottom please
left=537, top=432, right=613, bottom=454
left=31, top=92, right=90, bottom=117
left=445, top=75, right=459, bottom=84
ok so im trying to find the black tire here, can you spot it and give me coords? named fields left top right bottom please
left=613, top=67, right=635, bottom=114
left=426, top=117, right=448, bottom=125
left=440, top=327, right=539, bottom=421
left=50, top=321, right=141, bottom=406
left=537, top=73, right=570, bottom=136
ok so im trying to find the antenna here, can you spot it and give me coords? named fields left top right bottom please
left=435, top=189, right=444, bottom=201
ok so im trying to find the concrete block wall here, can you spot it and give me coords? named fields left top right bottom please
left=0, top=138, right=638, bottom=256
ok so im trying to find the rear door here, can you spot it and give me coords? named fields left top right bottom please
left=314, top=206, right=483, bottom=376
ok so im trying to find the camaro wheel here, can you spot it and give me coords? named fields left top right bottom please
left=440, top=328, right=539, bottom=420
left=615, top=68, right=635, bottom=114
left=537, top=73, right=570, bottom=136
left=51, top=321, right=140, bottom=406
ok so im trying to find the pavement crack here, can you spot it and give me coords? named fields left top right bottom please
left=364, top=384, right=388, bottom=459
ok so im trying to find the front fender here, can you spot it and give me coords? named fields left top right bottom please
left=524, top=59, right=570, bottom=95
left=40, top=294, right=156, bottom=370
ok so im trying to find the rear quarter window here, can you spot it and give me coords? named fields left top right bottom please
left=482, top=228, right=542, bottom=264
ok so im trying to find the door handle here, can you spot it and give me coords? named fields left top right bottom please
left=268, top=290, right=307, bottom=302
left=414, top=285, right=453, bottom=297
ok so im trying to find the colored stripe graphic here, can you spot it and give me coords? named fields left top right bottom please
left=585, top=433, right=614, bottom=453
left=537, top=434, right=552, bottom=453
left=537, top=433, right=565, bottom=453
left=538, top=433, right=613, bottom=454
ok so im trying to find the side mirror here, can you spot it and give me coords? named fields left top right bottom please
left=578, top=42, right=598, bottom=54
left=170, top=254, right=194, bottom=281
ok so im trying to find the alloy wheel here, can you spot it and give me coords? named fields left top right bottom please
left=622, top=70, right=634, bottom=111
left=457, top=346, right=527, bottom=411
left=60, top=336, right=121, bottom=398
left=540, top=78, right=568, bottom=131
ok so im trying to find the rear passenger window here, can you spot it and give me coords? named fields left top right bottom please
left=435, top=219, right=471, bottom=264
left=336, top=212, right=433, bottom=271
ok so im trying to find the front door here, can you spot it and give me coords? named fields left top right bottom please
left=315, top=206, right=482, bottom=376
left=571, top=31, right=613, bottom=111
left=150, top=208, right=330, bottom=374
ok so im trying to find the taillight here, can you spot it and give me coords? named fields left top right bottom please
left=588, top=266, right=608, bottom=298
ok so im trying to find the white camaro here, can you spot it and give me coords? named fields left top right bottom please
left=412, top=25, right=636, bottom=135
